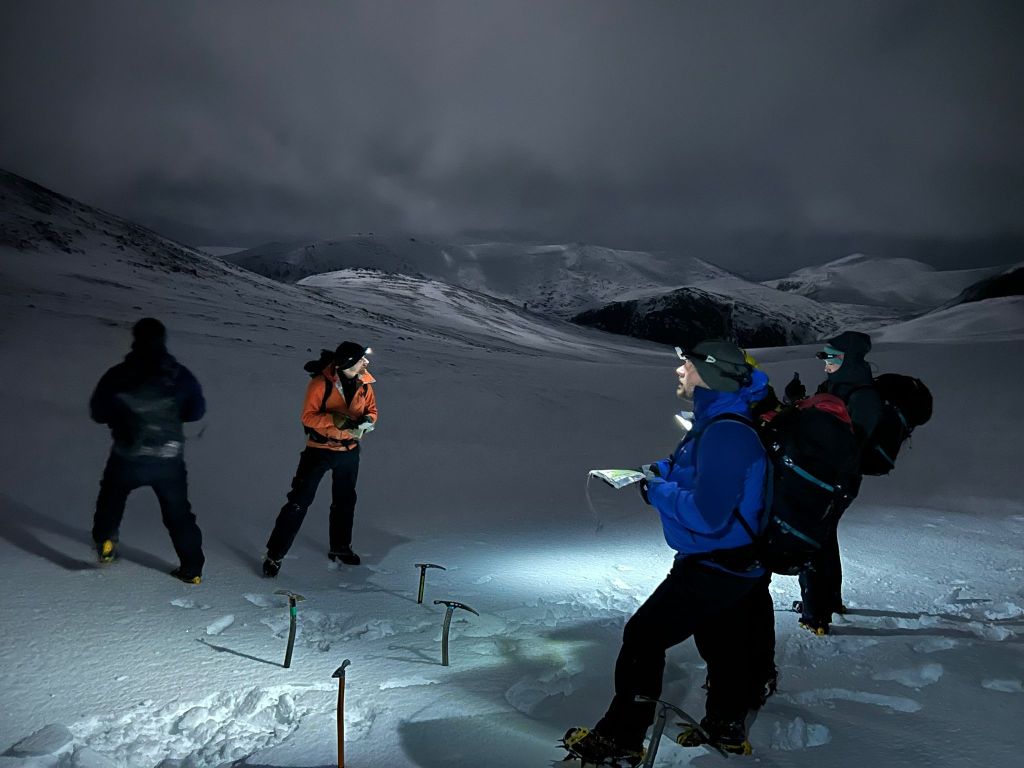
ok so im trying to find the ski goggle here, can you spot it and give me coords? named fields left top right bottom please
left=675, top=346, right=717, bottom=364
left=815, top=350, right=844, bottom=361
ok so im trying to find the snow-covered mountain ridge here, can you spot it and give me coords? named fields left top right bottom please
left=228, top=236, right=735, bottom=318
left=763, top=253, right=1002, bottom=309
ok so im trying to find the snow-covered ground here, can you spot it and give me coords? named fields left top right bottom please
left=1, top=181, right=1022, bottom=767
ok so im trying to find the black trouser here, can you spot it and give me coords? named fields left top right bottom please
left=92, top=451, right=204, bottom=575
left=695, top=572, right=776, bottom=714
left=798, top=525, right=843, bottom=622
left=798, top=475, right=860, bottom=623
left=595, top=558, right=771, bottom=751
left=266, top=446, right=360, bottom=559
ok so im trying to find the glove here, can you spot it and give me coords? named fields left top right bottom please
left=640, top=463, right=659, bottom=481
left=331, top=413, right=356, bottom=430
left=784, top=372, right=806, bottom=403
left=638, top=479, right=650, bottom=504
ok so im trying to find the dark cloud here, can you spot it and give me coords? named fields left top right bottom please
left=1, top=0, right=1021, bottom=266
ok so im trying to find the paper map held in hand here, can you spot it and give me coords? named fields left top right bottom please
left=589, top=469, right=645, bottom=489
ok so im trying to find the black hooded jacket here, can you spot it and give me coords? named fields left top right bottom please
left=815, top=331, right=883, bottom=447
left=90, top=342, right=205, bottom=458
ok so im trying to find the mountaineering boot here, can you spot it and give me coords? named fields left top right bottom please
left=561, top=727, right=643, bottom=767
left=328, top=546, right=361, bottom=566
left=799, top=617, right=830, bottom=636
left=262, top=554, right=282, bottom=578
left=97, top=539, right=118, bottom=564
left=170, top=567, right=201, bottom=585
left=676, top=717, right=752, bottom=755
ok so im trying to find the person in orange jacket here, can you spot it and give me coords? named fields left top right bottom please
left=263, top=342, right=378, bottom=577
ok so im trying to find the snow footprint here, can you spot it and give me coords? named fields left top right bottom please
left=872, top=663, right=943, bottom=688
left=205, top=615, right=235, bottom=636
left=769, top=716, right=831, bottom=750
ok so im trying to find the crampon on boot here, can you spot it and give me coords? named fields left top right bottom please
left=560, top=727, right=643, bottom=767
left=676, top=717, right=752, bottom=755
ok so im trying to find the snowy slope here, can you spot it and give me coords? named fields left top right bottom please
left=298, top=269, right=622, bottom=356
left=940, top=261, right=1024, bottom=308
left=764, top=253, right=1002, bottom=309
left=872, top=296, right=1024, bottom=343
left=1, top=172, right=1022, bottom=768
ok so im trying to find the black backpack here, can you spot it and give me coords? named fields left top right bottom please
left=714, top=393, right=861, bottom=575
left=860, top=374, right=933, bottom=476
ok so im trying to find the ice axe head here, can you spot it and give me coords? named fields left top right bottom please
left=415, top=563, right=446, bottom=603
left=274, top=589, right=306, bottom=605
left=332, top=659, right=352, bottom=679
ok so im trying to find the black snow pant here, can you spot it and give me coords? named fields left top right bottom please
left=798, top=525, right=843, bottom=623
left=798, top=476, right=860, bottom=624
left=594, top=558, right=773, bottom=752
left=266, top=445, right=360, bottom=559
left=695, top=572, right=776, bottom=714
left=92, top=451, right=204, bottom=575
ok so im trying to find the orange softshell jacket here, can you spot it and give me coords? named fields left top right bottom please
left=301, top=366, right=378, bottom=451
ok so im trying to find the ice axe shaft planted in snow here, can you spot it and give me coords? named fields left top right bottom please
left=635, top=695, right=727, bottom=762
left=414, top=562, right=445, bottom=604
left=274, top=589, right=305, bottom=668
left=433, top=599, right=479, bottom=666
left=332, top=659, right=351, bottom=768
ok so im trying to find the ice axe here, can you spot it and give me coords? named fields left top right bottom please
left=635, top=695, right=727, bottom=761
left=433, top=599, right=479, bottom=666
left=332, top=659, right=351, bottom=768
left=414, top=562, right=445, bottom=604
left=273, top=589, right=305, bottom=668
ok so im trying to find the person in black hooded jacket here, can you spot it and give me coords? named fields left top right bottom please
left=89, top=318, right=206, bottom=583
left=797, top=330, right=883, bottom=633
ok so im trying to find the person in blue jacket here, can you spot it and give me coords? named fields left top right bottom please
left=565, top=339, right=774, bottom=764
left=89, top=318, right=207, bottom=583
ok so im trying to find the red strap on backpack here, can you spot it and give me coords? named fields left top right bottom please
left=798, top=393, right=853, bottom=426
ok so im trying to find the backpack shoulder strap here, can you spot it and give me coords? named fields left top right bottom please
left=695, top=411, right=767, bottom=543
left=319, top=377, right=332, bottom=412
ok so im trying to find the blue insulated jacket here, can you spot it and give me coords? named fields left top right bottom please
left=646, top=370, right=770, bottom=573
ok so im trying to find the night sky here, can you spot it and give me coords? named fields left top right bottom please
left=1, top=1, right=1022, bottom=270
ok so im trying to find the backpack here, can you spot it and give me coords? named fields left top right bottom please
left=301, top=350, right=337, bottom=444
left=713, top=394, right=861, bottom=575
left=114, top=372, right=186, bottom=459
left=859, top=374, right=933, bottom=476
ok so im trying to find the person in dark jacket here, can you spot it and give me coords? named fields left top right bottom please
left=262, top=342, right=378, bottom=578
left=564, top=340, right=773, bottom=764
left=90, top=318, right=206, bottom=583
left=797, top=330, right=883, bottom=634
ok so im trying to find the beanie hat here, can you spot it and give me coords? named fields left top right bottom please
left=131, top=317, right=166, bottom=351
left=680, top=339, right=752, bottom=393
left=334, top=341, right=367, bottom=370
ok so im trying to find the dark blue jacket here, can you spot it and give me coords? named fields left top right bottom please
left=90, top=349, right=205, bottom=458
left=645, top=370, right=769, bottom=573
